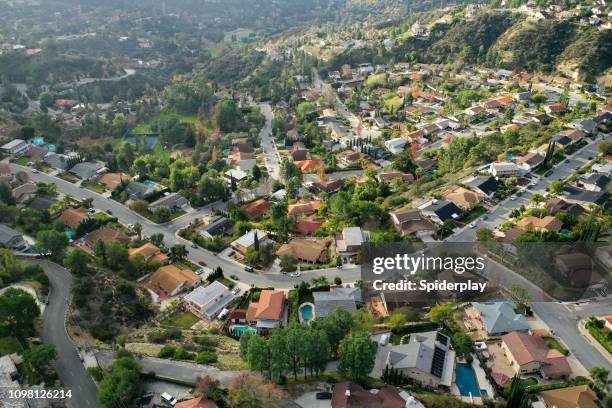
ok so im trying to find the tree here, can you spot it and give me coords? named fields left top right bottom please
left=590, top=366, right=609, bottom=390
left=133, top=223, right=143, bottom=240
left=451, top=332, right=474, bottom=360
left=64, top=248, right=91, bottom=276
left=98, top=356, right=141, bottom=408
left=597, top=141, right=612, bottom=156
left=508, top=285, right=531, bottom=312
left=351, top=309, right=374, bottom=333
left=36, top=230, right=69, bottom=261
left=388, top=312, right=407, bottom=331
left=476, top=227, right=494, bottom=242
left=247, top=335, right=271, bottom=377
left=338, top=331, right=377, bottom=382
left=228, top=372, right=283, bottom=408
left=429, top=304, right=454, bottom=326
left=279, top=255, right=297, bottom=272
left=25, top=344, right=56, bottom=377
left=284, top=323, right=306, bottom=380
left=506, top=376, right=530, bottom=408
left=549, top=180, right=564, bottom=194
left=0, top=182, right=15, bottom=205
left=103, top=241, right=129, bottom=270
left=312, top=308, right=353, bottom=354
left=0, top=288, right=40, bottom=339
left=170, top=244, right=188, bottom=262
left=39, top=92, right=54, bottom=109
left=150, top=233, right=164, bottom=247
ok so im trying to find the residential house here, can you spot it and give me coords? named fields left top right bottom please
left=554, top=135, right=574, bottom=150
left=554, top=252, right=596, bottom=287
left=490, top=162, right=526, bottom=178
left=313, top=287, right=361, bottom=318
left=516, top=216, right=563, bottom=232
left=231, top=143, right=255, bottom=161
left=175, top=396, right=218, bottom=408
left=58, top=207, right=90, bottom=230
left=184, top=281, right=233, bottom=319
left=149, top=192, right=189, bottom=210
left=295, top=159, right=325, bottom=173
left=23, top=145, right=48, bottom=162
left=415, top=158, right=437, bottom=173
left=336, top=150, right=362, bottom=167
left=240, top=199, right=271, bottom=219
left=200, top=216, right=234, bottom=239
left=11, top=182, right=36, bottom=204
left=383, top=331, right=455, bottom=388
left=569, top=119, right=597, bottom=134
left=336, top=226, right=370, bottom=263
left=332, top=382, right=425, bottom=408
left=377, top=172, right=414, bottom=184
left=578, top=173, right=609, bottom=192
left=128, top=243, right=168, bottom=264
left=124, top=181, right=157, bottom=201
left=296, top=219, right=325, bottom=235
left=544, top=103, right=568, bottom=115
left=445, top=186, right=483, bottom=210
left=0, top=224, right=27, bottom=251
left=385, top=138, right=407, bottom=154
left=545, top=198, right=585, bottom=217
left=389, top=209, right=436, bottom=239
left=1, top=139, right=28, bottom=155
left=98, top=173, right=129, bottom=191
left=420, top=200, right=462, bottom=225
left=501, top=331, right=571, bottom=379
left=146, top=264, right=201, bottom=298
left=311, top=179, right=344, bottom=194
left=43, top=152, right=71, bottom=171
left=539, top=385, right=598, bottom=408
left=287, top=200, right=321, bottom=217
left=563, top=186, right=609, bottom=207
left=82, top=227, right=130, bottom=249
left=517, top=152, right=545, bottom=171
left=290, top=143, right=310, bottom=161
left=69, top=161, right=106, bottom=181
left=276, top=238, right=330, bottom=264
left=26, top=195, right=58, bottom=211
left=224, top=169, right=248, bottom=183
left=246, top=290, right=287, bottom=332
left=465, top=106, right=486, bottom=116
left=470, top=301, right=530, bottom=336
left=230, top=229, right=271, bottom=255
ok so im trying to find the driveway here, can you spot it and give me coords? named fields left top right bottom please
left=22, top=259, right=101, bottom=408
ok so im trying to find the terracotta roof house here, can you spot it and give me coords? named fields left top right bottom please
left=287, top=200, right=322, bottom=217
left=175, top=396, right=218, bottom=408
left=98, top=172, right=129, bottom=191
left=240, top=199, right=271, bottom=219
left=296, top=219, right=324, bottom=235
left=276, top=238, right=330, bottom=264
left=295, top=159, right=324, bottom=173
left=332, top=382, right=424, bottom=408
left=291, top=144, right=310, bottom=161
left=231, top=143, right=255, bottom=160
left=445, top=186, right=483, bottom=210
left=544, top=103, right=568, bottom=115
left=546, top=198, right=586, bottom=216
left=516, top=216, right=563, bottom=232
left=246, top=290, right=287, bottom=332
left=540, top=385, right=598, bottom=408
left=128, top=243, right=168, bottom=264
left=12, top=182, right=36, bottom=204
left=501, top=331, right=571, bottom=379
left=312, top=179, right=344, bottom=194
left=82, top=227, right=130, bottom=249
left=59, top=207, right=90, bottom=230
left=377, top=171, right=414, bottom=183
left=389, top=209, right=436, bottom=239
left=146, top=264, right=201, bottom=298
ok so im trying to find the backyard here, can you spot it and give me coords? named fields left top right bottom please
left=161, top=311, right=200, bottom=330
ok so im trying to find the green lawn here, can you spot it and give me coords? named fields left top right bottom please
left=542, top=336, right=569, bottom=355
left=160, top=311, right=200, bottom=329
left=0, top=336, right=23, bottom=356
left=84, top=182, right=106, bottom=193
left=15, top=157, right=30, bottom=165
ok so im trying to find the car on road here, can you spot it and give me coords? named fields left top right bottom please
left=161, top=393, right=177, bottom=406
left=290, top=271, right=301, bottom=278
left=31, top=169, right=39, bottom=173
left=127, top=223, right=134, bottom=229
left=574, top=166, right=581, bottom=170
left=515, top=191, right=523, bottom=197
left=191, top=243, right=198, bottom=248
left=244, top=266, right=254, bottom=272
left=198, top=260, right=206, bottom=266
left=316, top=392, right=332, bottom=400
left=509, top=195, right=517, bottom=201
left=232, top=288, right=241, bottom=295
left=105, top=209, right=113, bottom=215
left=544, top=170, right=553, bottom=177
left=230, top=274, right=239, bottom=280
left=468, top=223, right=476, bottom=229
left=195, top=268, right=204, bottom=275
left=530, top=181, right=538, bottom=186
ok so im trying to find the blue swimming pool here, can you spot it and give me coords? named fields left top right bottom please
left=455, top=363, right=487, bottom=397
left=230, top=325, right=256, bottom=337
left=299, top=304, right=314, bottom=322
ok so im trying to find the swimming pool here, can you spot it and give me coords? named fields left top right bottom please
left=298, top=303, right=314, bottom=322
left=455, top=363, right=487, bottom=397
left=229, top=325, right=256, bottom=337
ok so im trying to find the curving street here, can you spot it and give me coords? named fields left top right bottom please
left=22, top=259, right=101, bottom=408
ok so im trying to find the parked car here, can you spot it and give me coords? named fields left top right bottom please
left=230, top=274, right=239, bottom=280
left=106, top=209, right=113, bottom=214
left=244, top=266, right=254, bottom=272
left=509, top=195, right=517, bottom=201
left=290, top=271, right=301, bottom=278
left=544, top=170, right=553, bottom=177
left=161, top=393, right=177, bottom=406
left=232, top=288, right=241, bottom=295
left=316, top=392, right=332, bottom=400
left=198, top=261, right=206, bottom=266
left=31, top=169, right=39, bottom=174
left=468, top=223, right=476, bottom=229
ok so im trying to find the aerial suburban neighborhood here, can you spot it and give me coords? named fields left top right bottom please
left=0, top=0, right=610, bottom=407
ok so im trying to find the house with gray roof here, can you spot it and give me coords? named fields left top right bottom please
left=43, top=152, right=71, bottom=171
left=124, top=181, right=157, bottom=201
left=313, top=287, right=362, bottom=318
left=471, top=301, right=529, bottom=336
left=149, top=192, right=189, bottom=210
left=69, top=161, right=106, bottom=181
left=184, top=281, right=234, bottom=319
left=200, top=216, right=234, bottom=239
left=0, top=224, right=27, bottom=251
left=384, top=331, right=455, bottom=388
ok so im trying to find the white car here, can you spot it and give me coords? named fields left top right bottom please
left=232, top=287, right=241, bottom=295
left=509, top=195, right=517, bottom=201
left=31, top=169, right=39, bottom=173
left=530, top=181, right=537, bottom=186
left=468, top=223, right=477, bottom=229
left=290, top=271, right=301, bottom=278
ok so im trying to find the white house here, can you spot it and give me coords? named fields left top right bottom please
left=1, top=139, right=29, bottom=156
left=184, top=281, right=233, bottom=319
left=385, top=137, right=407, bottom=154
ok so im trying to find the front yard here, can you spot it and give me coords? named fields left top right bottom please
left=83, top=181, right=106, bottom=193
left=160, top=311, right=200, bottom=329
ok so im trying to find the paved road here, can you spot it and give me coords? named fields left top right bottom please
left=258, top=102, right=281, bottom=181
left=450, top=134, right=607, bottom=242
left=22, top=259, right=101, bottom=408
left=95, top=350, right=242, bottom=387
left=10, top=163, right=360, bottom=288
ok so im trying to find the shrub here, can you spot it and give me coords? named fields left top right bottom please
left=195, top=351, right=218, bottom=364
left=158, top=346, right=176, bottom=359
left=197, top=335, right=219, bottom=350
left=164, top=327, right=182, bottom=340
left=173, top=347, right=195, bottom=360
